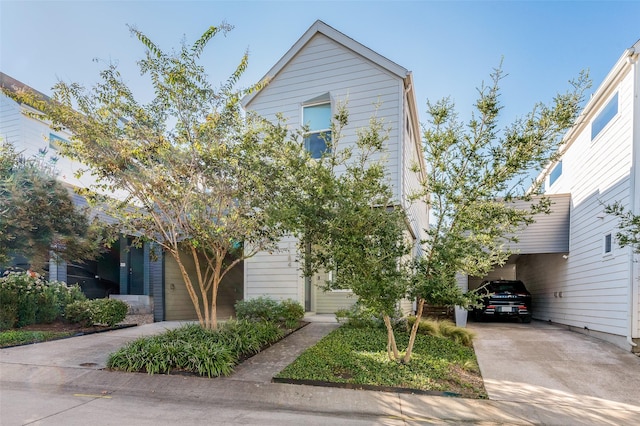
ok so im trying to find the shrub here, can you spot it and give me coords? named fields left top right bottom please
left=92, top=298, right=128, bottom=326
left=36, top=286, right=59, bottom=324
left=279, top=299, right=305, bottom=328
left=235, top=297, right=304, bottom=328
left=64, top=300, right=95, bottom=326
left=0, top=270, right=87, bottom=329
left=407, top=317, right=475, bottom=347
left=107, top=321, right=285, bottom=377
left=235, top=296, right=280, bottom=322
left=64, top=298, right=129, bottom=327
left=334, top=302, right=385, bottom=329
left=0, top=286, right=18, bottom=330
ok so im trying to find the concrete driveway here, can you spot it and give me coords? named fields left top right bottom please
left=469, top=320, right=640, bottom=412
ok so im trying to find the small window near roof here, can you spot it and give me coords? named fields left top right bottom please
left=549, top=161, right=562, bottom=187
left=604, top=233, right=612, bottom=255
left=591, top=92, right=618, bottom=140
left=49, top=133, right=68, bottom=150
left=303, top=103, right=331, bottom=158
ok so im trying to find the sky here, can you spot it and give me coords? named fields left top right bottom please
left=1, top=0, right=639, bottom=128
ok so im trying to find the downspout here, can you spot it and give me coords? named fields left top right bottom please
left=627, top=46, right=639, bottom=349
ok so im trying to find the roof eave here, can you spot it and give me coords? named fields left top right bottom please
left=241, top=20, right=409, bottom=109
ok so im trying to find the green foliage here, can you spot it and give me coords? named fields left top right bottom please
left=0, top=140, right=106, bottom=271
left=275, top=326, right=485, bottom=398
left=415, top=68, right=589, bottom=305
left=0, top=286, right=18, bottom=330
left=64, top=298, right=129, bottom=327
left=279, top=299, right=305, bottom=328
left=0, top=330, right=75, bottom=347
left=605, top=202, right=640, bottom=254
left=235, top=297, right=304, bottom=328
left=107, top=320, right=284, bottom=377
left=64, top=300, right=95, bottom=327
left=334, top=302, right=386, bottom=329
left=0, top=270, right=86, bottom=329
left=407, top=317, right=475, bottom=347
left=4, top=24, right=309, bottom=330
left=285, top=105, right=412, bottom=321
left=91, top=298, right=129, bottom=326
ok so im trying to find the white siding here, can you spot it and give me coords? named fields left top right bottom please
left=0, top=93, right=21, bottom=144
left=246, top=33, right=403, bottom=199
left=402, top=94, right=429, bottom=246
left=244, top=32, right=410, bottom=312
left=504, top=194, right=571, bottom=254
left=530, top=67, right=636, bottom=342
left=0, top=92, right=97, bottom=190
left=244, top=235, right=302, bottom=303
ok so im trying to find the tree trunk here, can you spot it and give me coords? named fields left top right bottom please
left=403, top=298, right=425, bottom=363
left=383, top=314, right=400, bottom=361
left=172, top=250, right=205, bottom=326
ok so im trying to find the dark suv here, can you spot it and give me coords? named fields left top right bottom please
left=473, top=280, right=532, bottom=323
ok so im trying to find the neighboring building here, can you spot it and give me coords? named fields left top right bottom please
left=467, top=40, right=640, bottom=353
left=0, top=73, right=164, bottom=320
left=240, top=20, right=428, bottom=314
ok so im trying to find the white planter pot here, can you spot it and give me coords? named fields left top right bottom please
left=454, top=306, right=468, bottom=328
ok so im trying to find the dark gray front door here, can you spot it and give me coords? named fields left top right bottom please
left=128, top=244, right=144, bottom=295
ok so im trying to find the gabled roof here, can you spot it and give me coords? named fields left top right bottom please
left=241, top=20, right=410, bottom=108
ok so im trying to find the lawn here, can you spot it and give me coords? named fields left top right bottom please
left=275, top=325, right=487, bottom=399
left=0, top=329, right=76, bottom=347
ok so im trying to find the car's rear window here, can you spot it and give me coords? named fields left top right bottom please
left=487, top=281, right=528, bottom=293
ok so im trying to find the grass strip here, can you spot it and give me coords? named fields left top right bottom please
left=0, top=330, right=75, bottom=347
left=275, top=326, right=487, bottom=399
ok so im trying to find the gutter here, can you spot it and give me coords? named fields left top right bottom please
left=628, top=45, right=640, bottom=349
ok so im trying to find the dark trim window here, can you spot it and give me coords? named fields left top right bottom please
left=303, top=102, right=331, bottom=158
left=591, top=92, right=618, bottom=140
left=604, top=233, right=612, bottom=254
left=549, top=161, right=562, bottom=187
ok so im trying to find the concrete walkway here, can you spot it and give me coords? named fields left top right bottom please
left=1, top=318, right=640, bottom=424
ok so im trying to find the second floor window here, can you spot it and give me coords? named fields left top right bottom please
left=591, top=92, right=618, bottom=140
left=303, top=102, right=331, bottom=158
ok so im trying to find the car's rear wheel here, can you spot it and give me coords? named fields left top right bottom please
left=521, top=315, right=532, bottom=324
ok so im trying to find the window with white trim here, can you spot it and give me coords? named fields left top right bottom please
left=591, top=92, right=618, bottom=140
left=548, top=160, right=562, bottom=188
left=303, top=94, right=331, bottom=158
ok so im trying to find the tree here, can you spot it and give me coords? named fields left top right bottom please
left=287, top=107, right=414, bottom=361
left=0, top=140, right=104, bottom=271
left=5, top=24, right=306, bottom=330
left=604, top=202, right=640, bottom=254
left=403, top=67, right=590, bottom=362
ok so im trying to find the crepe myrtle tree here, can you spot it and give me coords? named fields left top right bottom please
left=402, top=67, right=590, bottom=362
left=0, top=139, right=106, bottom=272
left=5, top=24, right=308, bottom=330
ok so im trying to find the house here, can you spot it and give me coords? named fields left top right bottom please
left=465, top=40, right=640, bottom=353
left=0, top=72, right=164, bottom=320
left=1, top=20, right=429, bottom=321
left=239, top=20, right=428, bottom=314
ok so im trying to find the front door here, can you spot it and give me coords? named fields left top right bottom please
left=128, top=243, right=144, bottom=295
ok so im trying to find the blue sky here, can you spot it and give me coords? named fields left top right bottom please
left=1, top=1, right=639, bottom=126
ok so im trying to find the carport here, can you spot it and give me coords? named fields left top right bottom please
left=463, top=194, right=571, bottom=304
